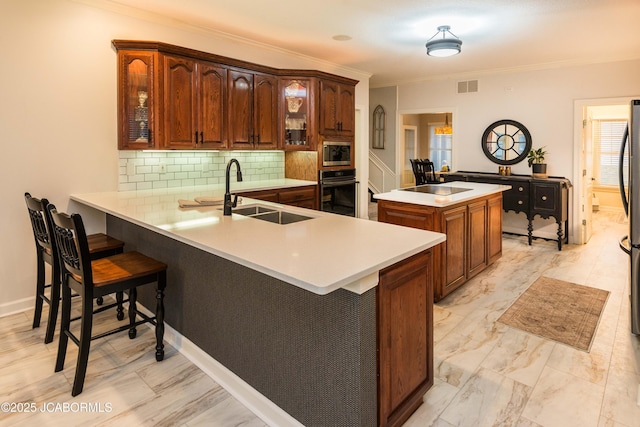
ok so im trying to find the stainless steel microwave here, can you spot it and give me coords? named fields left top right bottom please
left=322, top=141, right=352, bottom=167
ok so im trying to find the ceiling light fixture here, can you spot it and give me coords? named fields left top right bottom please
left=425, top=25, right=462, bottom=57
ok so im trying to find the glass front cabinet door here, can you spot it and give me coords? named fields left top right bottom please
left=117, top=51, right=157, bottom=149
left=281, top=79, right=315, bottom=150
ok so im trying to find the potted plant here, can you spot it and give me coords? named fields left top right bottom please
left=527, top=146, right=548, bottom=178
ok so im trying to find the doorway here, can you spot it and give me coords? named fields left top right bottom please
left=575, top=97, right=632, bottom=244
left=401, top=125, right=417, bottom=187
left=398, top=109, right=455, bottom=189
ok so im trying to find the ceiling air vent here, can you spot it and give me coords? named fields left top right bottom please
left=457, top=80, right=478, bottom=94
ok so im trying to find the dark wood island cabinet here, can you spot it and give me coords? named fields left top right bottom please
left=378, top=250, right=434, bottom=427
left=378, top=191, right=503, bottom=301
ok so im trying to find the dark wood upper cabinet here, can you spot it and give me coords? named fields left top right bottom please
left=197, top=62, right=227, bottom=149
left=253, top=73, right=279, bottom=149
left=228, top=70, right=278, bottom=149
left=163, top=55, right=196, bottom=149
left=162, top=55, right=227, bottom=149
left=113, top=40, right=357, bottom=151
left=281, top=78, right=316, bottom=150
left=319, top=79, right=355, bottom=137
left=117, top=51, right=157, bottom=150
left=227, top=69, right=253, bottom=149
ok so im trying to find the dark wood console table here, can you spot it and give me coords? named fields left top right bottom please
left=444, top=171, right=571, bottom=250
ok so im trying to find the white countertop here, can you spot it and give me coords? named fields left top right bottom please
left=71, top=181, right=446, bottom=296
left=373, top=181, right=510, bottom=207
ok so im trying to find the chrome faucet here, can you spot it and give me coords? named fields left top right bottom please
left=223, top=158, right=243, bottom=216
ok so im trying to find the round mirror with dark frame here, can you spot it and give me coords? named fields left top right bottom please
left=481, top=119, right=532, bottom=165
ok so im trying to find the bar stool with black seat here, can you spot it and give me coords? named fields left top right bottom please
left=24, top=193, right=126, bottom=344
left=48, top=206, right=167, bottom=396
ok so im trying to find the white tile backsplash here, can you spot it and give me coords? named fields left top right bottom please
left=118, top=151, right=285, bottom=191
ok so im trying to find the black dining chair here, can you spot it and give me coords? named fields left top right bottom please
left=410, top=159, right=438, bottom=185
left=25, top=193, right=126, bottom=344
left=48, top=206, right=167, bottom=396
left=421, top=159, right=438, bottom=183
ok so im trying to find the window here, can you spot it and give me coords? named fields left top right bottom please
left=592, top=119, right=627, bottom=186
left=429, top=125, right=452, bottom=171
left=372, top=105, right=385, bottom=149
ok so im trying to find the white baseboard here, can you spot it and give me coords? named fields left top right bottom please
left=0, top=296, right=34, bottom=318
left=136, top=305, right=303, bottom=427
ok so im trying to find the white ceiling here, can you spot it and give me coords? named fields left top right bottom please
left=108, top=0, right=640, bottom=87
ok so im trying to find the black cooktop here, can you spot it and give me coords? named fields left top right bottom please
left=401, top=185, right=472, bottom=196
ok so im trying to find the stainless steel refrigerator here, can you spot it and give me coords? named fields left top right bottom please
left=619, top=99, right=640, bottom=335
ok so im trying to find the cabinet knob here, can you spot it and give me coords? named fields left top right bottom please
left=542, top=195, right=547, bottom=201
left=518, top=200, right=523, bottom=205
left=519, top=186, right=524, bottom=191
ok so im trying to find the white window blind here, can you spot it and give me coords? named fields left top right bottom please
left=592, top=119, right=627, bottom=186
left=429, top=125, right=452, bottom=171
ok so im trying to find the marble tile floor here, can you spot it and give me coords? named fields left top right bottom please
left=1, top=210, right=639, bottom=426
left=0, top=300, right=267, bottom=426
left=406, top=209, right=640, bottom=427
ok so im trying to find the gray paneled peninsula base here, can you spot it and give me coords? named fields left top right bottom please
left=444, top=172, right=571, bottom=250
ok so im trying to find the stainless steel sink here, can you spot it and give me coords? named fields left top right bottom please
left=228, top=204, right=314, bottom=225
left=232, top=205, right=277, bottom=216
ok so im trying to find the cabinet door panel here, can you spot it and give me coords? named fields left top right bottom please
left=118, top=51, right=156, bottom=149
left=164, top=55, right=196, bottom=148
left=198, top=63, right=227, bottom=148
left=488, top=194, right=503, bottom=263
left=532, top=183, right=559, bottom=214
left=254, top=74, right=278, bottom=149
left=338, top=84, right=355, bottom=136
left=378, top=250, right=433, bottom=427
left=228, top=70, right=253, bottom=148
left=468, top=200, right=488, bottom=278
left=282, top=78, right=315, bottom=150
left=319, top=80, right=339, bottom=135
left=442, top=206, right=467, bottom=293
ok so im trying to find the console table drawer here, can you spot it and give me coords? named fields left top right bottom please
left=503, top=194, right=529, bottom=212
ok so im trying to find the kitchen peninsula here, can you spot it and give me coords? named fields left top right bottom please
left=375, top=181, right=510, bottom=301
left=71, top=181, right=445, bottom=427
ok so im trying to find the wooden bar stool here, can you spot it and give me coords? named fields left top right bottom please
left=48, top=206, right=167, bottom=396
left=24, top=193, right=126, bottom=344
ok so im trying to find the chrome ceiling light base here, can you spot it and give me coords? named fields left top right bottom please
left=426, top=25, right=462, bottom=57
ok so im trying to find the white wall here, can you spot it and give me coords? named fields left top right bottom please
left=1, top=0, right=369, bottom=315
left=369, top=86, right=397, bottom=170
left=388, top=60, right=640, bottom=241
left=397, top=61, right=640, bottom=178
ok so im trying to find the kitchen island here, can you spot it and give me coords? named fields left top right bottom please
left=71, top=181, right=445, bottom=427
left=375, top=181, right=510, bottom=301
